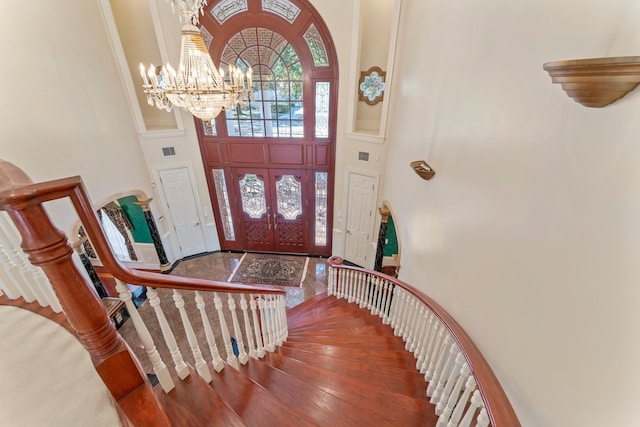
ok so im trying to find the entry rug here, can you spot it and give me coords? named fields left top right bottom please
left=228, top=253, right=310, bottom=287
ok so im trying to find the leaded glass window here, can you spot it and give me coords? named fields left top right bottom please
left=315, top=82, right=329, bottom=138
left=275, top=175, right=302, bottom=220
left=303, top=24, right=329, bottom=67
left=315, top=172, right=328, bottom=246
left=211, top=0, right=248, bottom=24
left=239, top=174, right=267, bottom=218
left=212, top=169, right=235, bottom=240
left=222, top=27, right=303, bottom=138
left=203, top=119, right=217, bottom=136
left=261, top=0, right=300, bottom=23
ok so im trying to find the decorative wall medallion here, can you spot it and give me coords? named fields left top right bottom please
left=358, top=66, right=386, bottom=105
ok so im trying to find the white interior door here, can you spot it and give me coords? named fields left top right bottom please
left=158, top=167, right=206, bottom=257
left=344, top=171, right=377, bottom=267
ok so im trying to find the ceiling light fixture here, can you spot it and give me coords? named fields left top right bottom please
left=139, top=0, right=252, bottom=121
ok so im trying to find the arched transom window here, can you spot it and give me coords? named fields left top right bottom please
left=222, top=27, right=304, bottom=138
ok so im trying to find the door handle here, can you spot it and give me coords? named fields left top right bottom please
left=273, top=213, right=277, bottom=230
left=267, top=207, right=272, bottom=229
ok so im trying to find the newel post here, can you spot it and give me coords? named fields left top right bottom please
left=0, top=160, right=168, bottom=425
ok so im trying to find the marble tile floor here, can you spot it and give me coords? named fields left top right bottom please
left=118, top=251, right=329, bottom=374
left=168, top=251, right=329, bottom=308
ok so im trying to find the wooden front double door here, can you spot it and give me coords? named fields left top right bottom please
left=233, top=168, right=308, bottom=253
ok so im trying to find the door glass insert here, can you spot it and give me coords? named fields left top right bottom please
left=239, top=174, right=267, bottom=218
left=315, top=82, right=330, bottom=138
left=315, top=172, right=328, bottom=245
left=275, top=175, right=302, bottom=220
left=212, top=169, right=235, bottom=240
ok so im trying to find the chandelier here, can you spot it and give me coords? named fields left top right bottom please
left=139, top=0, right=252, bottom=121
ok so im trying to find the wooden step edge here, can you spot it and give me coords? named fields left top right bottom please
left=154, top=365, right=245, bottom=427
left=287, top=306, right=371, bottom=327
left=262, top=352, right=434, bottom=414
left=209, top=361, right=320, bottom=427
left=278, top=342, right=419, bottom=368
left=287, top=296, right=353, bottom=317
left=239, top=357, right=436, bottom=426
left=288, top=321, right=398, bottom=335
left=272, top=347, right=427, bottom=398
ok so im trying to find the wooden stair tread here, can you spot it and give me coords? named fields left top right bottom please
left=209, top=362, right=319, bottom=427
left=263, top=352, right=434, bottom=413
left=275, top=346, right=427, bottom=398
left=238, top=357, right=433, bottom=426
left=280, top=342, right=419, bottom=369
left=154, top=367, right=245, bottom=427
left=288, top=323, right=399, bottom=338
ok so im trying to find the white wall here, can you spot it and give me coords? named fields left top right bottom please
left=384, top=0, right=640, bottom=425
left=0, top=1, right=153, bottom=234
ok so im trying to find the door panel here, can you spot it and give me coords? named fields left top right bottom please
left=233, top=168, right=274, bottom=252
left=270, top=170, right=308, bottom=253
left=158, top=168, right=207, bottom=257
left=345, top=172, right=377, bottom=267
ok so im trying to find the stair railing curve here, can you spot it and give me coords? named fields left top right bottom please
left=0, top=160, right=287, bottom=424
left=327, top=256, right=520, bottom=427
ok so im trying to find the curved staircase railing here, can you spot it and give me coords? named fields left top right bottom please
left=0, top=160, right=286, bottom=426
left=327, top=256, right=520, bottom=427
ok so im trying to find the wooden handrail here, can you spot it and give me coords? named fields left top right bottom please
left=0, top=171, right=283, bottom=296
left=327, top=256, right=520, bottom=427
left=0, top=160, right=282, bottom=425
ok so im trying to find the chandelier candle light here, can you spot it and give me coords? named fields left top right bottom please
left=139, top=0, right=252, bottom=120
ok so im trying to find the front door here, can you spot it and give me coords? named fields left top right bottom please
left=233, top=168, right=308, bottom=254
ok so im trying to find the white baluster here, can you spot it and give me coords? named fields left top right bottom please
left=436, top=352, right=466, bottom=415
left=447, top=376, right=477, bottom=427
left=239, top=294, right=257, bottom=359
left=388, top=287, right=400, bottom=329
left=459, top=389, right=484, bottom=427
left=115, top=280, right=175, bottom=392
left=377, top=278, right=386, bottom=315
left=424, top=318, right=444, bottom=375
left=408, top=305, right=426, bottom=353
left=270, top=295, right=283, bottom=346
left=335, top=269, right=343, bottom=298
left=257, top=296, right=272, bottom=352
left=262, top=296, right=276, bottom=352
left=346, top=270, right=354, bottom=302
left=354, top=271, right=364, bottom=307
left=0, top=223, right=35, bottom=302
left=213, top=292, right=238, bottom=369
left=431, top=344, right=459, bottom=403
left=475, top=407, right=490, bottom=427
left=194, top=291, right=224, bottom=372
left=0, top=247, right=20, bottom=299
left=227, top=293, right=249, bottom=364
left=404, top=298, right=421, bottom=349
left=437, top=364, right=471, bottom=427
left=1, top=218, right=62, bottom=311
left=172, top=290, right=211, bottom=382
left=277, top=295, right=286, bottom=344
left=371, top=276, right=381, bottom=315
left=392, top=289, right=405, bottom=334
left=250, top=295, right=265, bottom=358
left=425, top=326, right=446, bottom=382
left=399, top=295, right=413, bottom=339
left=327, top=266, right=335, bottom=296
left=147, top=287, right=189, bottom=379
left=417, top=312, right=435, bottom=372
left=380, top=280, right=391, bottom=324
